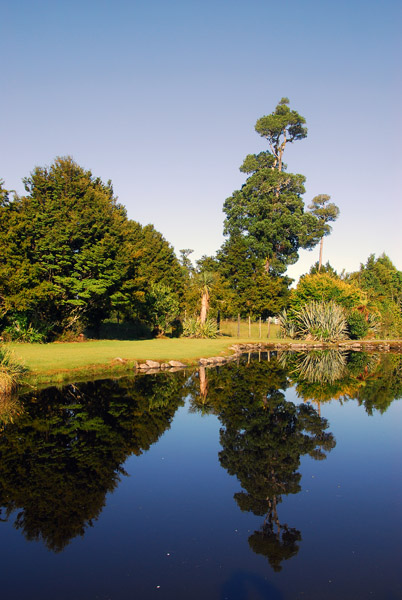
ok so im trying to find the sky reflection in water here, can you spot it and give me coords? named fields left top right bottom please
left=0, top=351, right=400, bottom=600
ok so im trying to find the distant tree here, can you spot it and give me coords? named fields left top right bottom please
left=179, top=249, right=194, bottom=276
left=309, top=261, right=338, bottom=277
left=223, top=98, right=322, bottom=276
left=123, top=221, right=185, bottom=321
left=308, top=194, right=340, bottom=270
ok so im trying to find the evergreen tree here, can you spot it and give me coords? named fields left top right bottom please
left=0, top=157, right=133, bottom=335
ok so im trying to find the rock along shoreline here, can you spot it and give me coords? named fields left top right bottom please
left=125, top=339, right=402, bottom=374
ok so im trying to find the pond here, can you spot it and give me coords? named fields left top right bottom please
left=0, top=351, right=401, bottom=600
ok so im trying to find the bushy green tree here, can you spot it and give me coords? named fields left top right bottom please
left=289, top=272, right=366, bottom=312
left=0, top=158, right=134, bottom=336
left=0, top=159, right=185, bottom=339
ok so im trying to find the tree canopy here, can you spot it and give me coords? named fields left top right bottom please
left=0, top=157, right=184, bottom=339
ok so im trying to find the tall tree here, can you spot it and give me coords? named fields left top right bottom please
left=223, top=99, right=323, bottom=276
left=308, top=194, right=340, bottom=270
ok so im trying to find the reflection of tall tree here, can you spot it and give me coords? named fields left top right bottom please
left=0, top=373, right=186, bottom=552
left=208, top=358, right=335, bottom=572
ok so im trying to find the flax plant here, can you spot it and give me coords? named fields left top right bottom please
left=0, top=345, right=28, bottom=396
left=279, top=301, right=349, bottom=342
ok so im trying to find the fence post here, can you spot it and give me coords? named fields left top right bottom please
left=237, top=314, right=240, bottom=338
left=267, top=317, right=271, bottom=339
left=259, top=317, right=262, bottom=339
left=248, top=314, right=251, bottom=337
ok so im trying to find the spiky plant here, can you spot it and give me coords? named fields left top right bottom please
left=292, top=350, right=348, bottom=383
left=182, top=317, right=218, bottom=339
left=0, top=345, right=27, bottom=396
left=278, top=310, right=297, bottom=339
left=292, top=301, right=349, bottom=341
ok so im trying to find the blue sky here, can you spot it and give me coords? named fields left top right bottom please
left=2, top=0, right=401, bottom=281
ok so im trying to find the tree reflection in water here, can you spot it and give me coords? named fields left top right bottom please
left=190, top=358, right=336, bottom=572
left=0, top=373, right=187, bottom=552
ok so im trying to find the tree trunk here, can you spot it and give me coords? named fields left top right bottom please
left=318, top=237, right=324, bottom=271
left=200, top=289, right=209, bottom=324
left=199, top=366, right=208, bottom=400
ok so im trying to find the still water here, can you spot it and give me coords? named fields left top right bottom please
left=0, top=351, right=401, bottom=599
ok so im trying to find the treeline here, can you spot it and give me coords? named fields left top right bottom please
left=1, top=98, right=401, bottom=341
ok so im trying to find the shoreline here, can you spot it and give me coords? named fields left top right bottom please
left=16, top=338, right=402, bottom=389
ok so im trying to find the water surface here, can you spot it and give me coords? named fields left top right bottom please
left=0, top=351, right=401, bottom=599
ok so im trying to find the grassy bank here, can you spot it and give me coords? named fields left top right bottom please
left=9, top=336, right=278, bottom=386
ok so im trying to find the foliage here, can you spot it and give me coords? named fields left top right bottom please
left=277, top=310, right=297, bottom=339
left=0, top=157, right=133, bottom=337
left=2, top=314, right=48, bottom=343
left=308, top=195, right=339, bottom=234
left=124, top=221, right=185, bottom=315
left=182, top=317, right=218, bottom=339
left=217, top=235, right=291, bottom=317
left=0, top=159, right=186, bottom=340
left=223, top=98, right=323, bottom=276
left=254, top=97, right=308, bottom=171
left=0, top=345, right=27, bottom=395
left=309, top=261, right=339, bottom=276
left=346, top=310, right=370, bottom=340
left=279, top=301, right=349, bottom=341
left=145, top=283, right=180, bottom=335
left=348, top=254, right=402, bottom=337
left=290, top=272, right=366, bottom=311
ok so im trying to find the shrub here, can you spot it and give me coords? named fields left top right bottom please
left=347, top=311, right=369, bottom=340
left=277, top=310, right=297, bottom=339
left=0, top=345, right=28, bottom=395
left=182, top=317, right=218, bottom=339
left=3, top=314, right=47, bottom=343
left=290, top=273, right=366, bottom=311
left=145, top=283, right=180, bottom=336
left=279, top=301, right=349, bottom=342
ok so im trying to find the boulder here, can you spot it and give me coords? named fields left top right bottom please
left=146, top=360, right=160, bottom=368
left=168, top=360, right=186, bottom=367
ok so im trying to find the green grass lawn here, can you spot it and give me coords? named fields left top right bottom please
left=7, top=335, right=278, bottom=382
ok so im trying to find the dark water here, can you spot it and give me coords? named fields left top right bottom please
left=0, top=351, right=401, bottom=599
